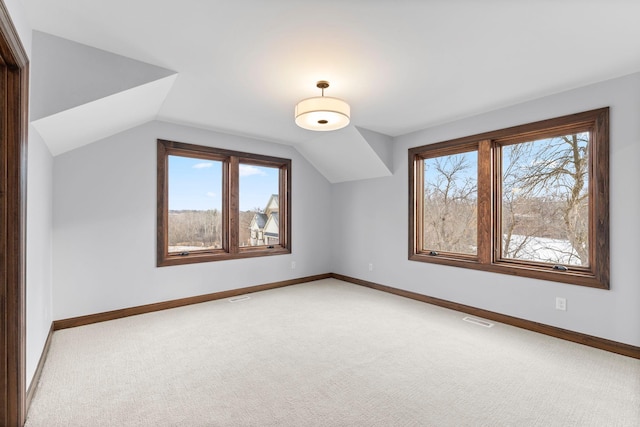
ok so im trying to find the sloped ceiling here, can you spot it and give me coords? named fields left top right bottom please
left=30, top=32, right=177, bottom=156
left=31, top=75, right=177, bottom=156
left=295, top=127, right=392, bottom=184
left=24, top=1, right=640, bottom=180
left=30, top=32, right=176, bottom=121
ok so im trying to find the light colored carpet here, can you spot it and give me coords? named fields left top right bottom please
left=26, top=279, right=640, bottom=426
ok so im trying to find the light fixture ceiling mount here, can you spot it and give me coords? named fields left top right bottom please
left=295, top=80, right=350, bottom=131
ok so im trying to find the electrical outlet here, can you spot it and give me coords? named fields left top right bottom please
left=291, top=261, right=296, bottom=270
left=368, top=263, right=373, bottom=271
left=555, top=297, right=567, bottom=311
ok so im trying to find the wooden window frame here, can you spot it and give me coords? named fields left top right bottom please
left=409, top=108, right=609, bottom=289
left=157, top=139, right=291, bottom=267
left=414, top=141, right=481, bottom=262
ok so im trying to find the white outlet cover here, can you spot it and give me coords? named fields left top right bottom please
left=555, top=297, right=567, bottom=311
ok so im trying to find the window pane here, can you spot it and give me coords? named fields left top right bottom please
left=501, top=133, right=589, bottom=266
left=239, top=164, right=279, bottom=247
left=423, top=152, right=478, bottom=255
left=168, top=155, right=223, bottom=253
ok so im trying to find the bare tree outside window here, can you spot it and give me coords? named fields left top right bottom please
left=501, top=133, right=589, bottom=266
left=423, top=152, right=478, bottom=255
left=168, top=209, right=222, bottom=252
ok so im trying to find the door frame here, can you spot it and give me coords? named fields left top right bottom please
left=0, top=1, right=29, bottom=425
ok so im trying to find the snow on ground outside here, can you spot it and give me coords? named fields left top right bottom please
left=505, top=234, right=582, bottom=265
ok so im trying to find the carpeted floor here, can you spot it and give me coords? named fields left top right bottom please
left=26, top=279, right=640, bottom=426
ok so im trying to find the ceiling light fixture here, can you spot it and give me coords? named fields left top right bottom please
left=295, top=80, right=350, bottom=131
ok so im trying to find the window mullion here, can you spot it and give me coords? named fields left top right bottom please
left=228, top=156, right=239, bottom=254
left=477, top=139, right=493, bottom=264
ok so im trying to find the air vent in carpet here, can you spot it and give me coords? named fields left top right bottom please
left=462, top=316, right=494, bottom=328
left=228, top=296, right=251, bottom=303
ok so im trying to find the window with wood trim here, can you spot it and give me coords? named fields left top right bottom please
left=157, top=139, right=291, bottom=266
left=409, top=108, right=609, bottom=289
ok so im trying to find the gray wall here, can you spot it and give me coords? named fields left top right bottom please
left=26, top=128, right=54, bottom=386
left=332, top=72, right=640, bottom=347
left=52, top=121, right=332, bottom=319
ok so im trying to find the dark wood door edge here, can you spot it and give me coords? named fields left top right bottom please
left=0, top=1, right=29, bottom=425
left=330, top=273, right=640, bottom=359
left=53, top=273, right=331, bottom=330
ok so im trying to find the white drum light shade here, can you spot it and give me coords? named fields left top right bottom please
left=295, top=81, right=350, bottom=131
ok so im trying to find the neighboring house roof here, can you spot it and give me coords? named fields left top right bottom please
left=264, top=194, right=279, bottom=215
left=264, top=212, right=279, bottom=237
left=250, top=195, right=280, bottom=236
left=269, top=212, right=279, bottom=227
left=249, top=213, right=268, bottom=229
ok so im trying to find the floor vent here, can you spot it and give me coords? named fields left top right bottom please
left=462, top=316, right=494, bottom=328
left=228, top=296, right=251, bottom=303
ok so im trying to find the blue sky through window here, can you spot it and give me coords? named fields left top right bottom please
left=239, top=164, right=279, bottom=212
left=168, top=156, right=279, bottom=211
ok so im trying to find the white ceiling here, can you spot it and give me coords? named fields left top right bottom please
left=22, top=0, right=640, bottom=146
